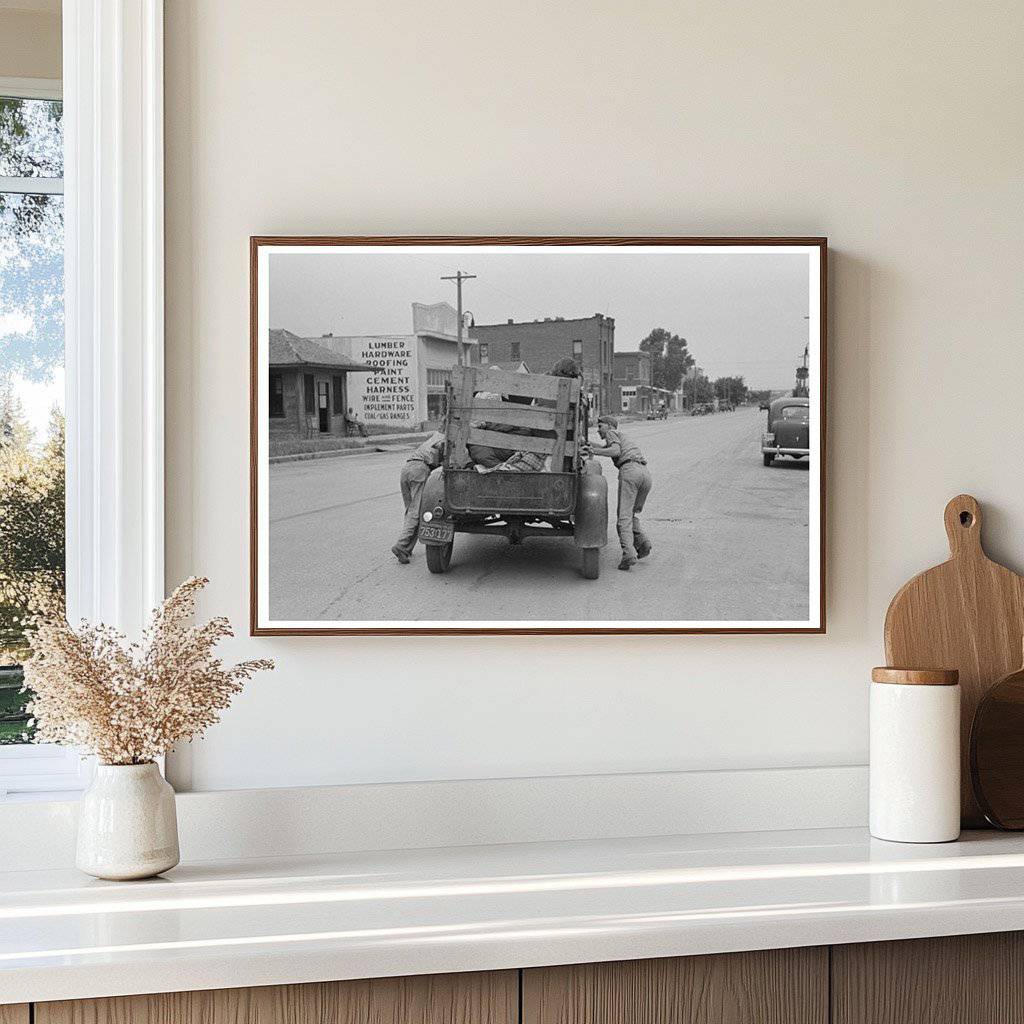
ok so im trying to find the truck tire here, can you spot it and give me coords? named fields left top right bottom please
left=425, top=541, right=453, bottom=574
left=581, top=548, right=600, bottom=580
left=763, top=453, right=774, bottom=467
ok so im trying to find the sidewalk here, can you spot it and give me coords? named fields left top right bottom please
left=269, top=431, right=431, bottom=465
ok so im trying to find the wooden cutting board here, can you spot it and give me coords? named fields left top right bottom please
left=884, top=494, right=1024, bottom=827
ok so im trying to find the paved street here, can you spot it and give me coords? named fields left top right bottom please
left=267, top=406, right=810, bottom=623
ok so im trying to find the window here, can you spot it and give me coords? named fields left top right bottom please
left=269, top=373, right=284, bottom=417
left=479, top=343, right=489, bottom=364
left=510, top=341, right=520, bottom=361
left=332, top=375, right=344, bottom=414
left=303, top=373, right=315, bottom=415
left=572, top=339, right=583, bottom=356
left=1, top=87, right=65, bottom=760
left=780, top=405, right=809, bottom=421
left=426, top=369, right=450, bottom=387
left=2, top=11, right=166, bottom=799
left=427, top=393, right=446, bottom=421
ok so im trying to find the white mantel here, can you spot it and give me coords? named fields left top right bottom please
left=4, top=825, right=1024, bottom=1005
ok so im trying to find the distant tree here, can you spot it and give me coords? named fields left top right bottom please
left=682, top=369, right=715, bottom=407
left=747, top=388, right=772, bottom=407
left=713, top=376, right=748, bottom=405
left=0, top=388, right=33, bottom=451
left=638, top=328, right=694, bottom=393
left=0, top=396, right=65, bottom=665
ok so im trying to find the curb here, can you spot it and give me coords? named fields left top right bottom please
left=270, top=433, right=431, bottom=464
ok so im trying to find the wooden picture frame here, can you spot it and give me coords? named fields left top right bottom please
left=250, top=236, right=827, bottom=635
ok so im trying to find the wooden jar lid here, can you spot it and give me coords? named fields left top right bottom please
left=871, top=667, right=960, bottom=686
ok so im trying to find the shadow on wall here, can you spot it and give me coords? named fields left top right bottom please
left=828, top=249, right=872, bottom=643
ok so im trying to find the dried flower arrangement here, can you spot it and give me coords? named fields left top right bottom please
left=22, top=577, right=273, bottom=765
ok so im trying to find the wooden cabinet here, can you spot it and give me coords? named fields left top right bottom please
left=522, top=948, right=828, bottom=1024
left=17, top=932, right=1024, bottom=1024
left=833, top=932, right=1024, bottom=1024
left=34, top=971, right=517, bottom=1024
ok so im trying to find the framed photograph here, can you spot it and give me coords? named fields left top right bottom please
left=250, top=236, right=826, bottom=635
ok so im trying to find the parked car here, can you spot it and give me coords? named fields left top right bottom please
left=762, top=396, right=810, bottom=466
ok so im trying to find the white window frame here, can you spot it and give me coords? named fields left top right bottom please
left=0, top=75, right=79, bottom=798
left=0, top=1, right=164, bottom=800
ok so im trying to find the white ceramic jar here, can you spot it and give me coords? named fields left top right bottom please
left=76, top=762, right=180, bottom=880
left=870, top=667, right=960, bottom=843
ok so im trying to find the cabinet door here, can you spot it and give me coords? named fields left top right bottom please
left=833, top=932, right=1024, bottom=1024
left=0, top=1007, right=29, bottom=1024
left=523, top=949, right=828, bottom=1024
left=36, top=970, right=517, bottom=1024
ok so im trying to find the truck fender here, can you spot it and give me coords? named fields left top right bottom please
left=573, top=471, right=608, bottom=548
left=420, top=468, right=446, bottom=520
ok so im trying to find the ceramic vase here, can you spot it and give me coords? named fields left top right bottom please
left=76, top=762, right=180, bottom=880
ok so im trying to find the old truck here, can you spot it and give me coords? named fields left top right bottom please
left=416, top=365, right=609, bottom=578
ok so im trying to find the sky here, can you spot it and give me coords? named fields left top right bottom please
left=1, top=310, right=62, bottom=444
left=269, top=248, right=812, bottom=390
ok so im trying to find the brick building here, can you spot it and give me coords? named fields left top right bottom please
left=469, top=314, right=615, bottom=415
left=613, top=350, right=654, bottom=414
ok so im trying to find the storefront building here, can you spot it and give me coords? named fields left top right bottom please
left=311, top=303, right=474, bottom=431
left=268, top=329, right=380, bottom=446
left=613, top=350, right=654, bottom=413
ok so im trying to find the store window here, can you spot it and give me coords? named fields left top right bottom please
left=269, top=373, right=284, bottom=417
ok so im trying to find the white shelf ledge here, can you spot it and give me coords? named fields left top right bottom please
left=4, top=827, right=1024, bottom=1004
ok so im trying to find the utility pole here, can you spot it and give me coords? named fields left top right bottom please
left=441, top=270, right=476, bottom=366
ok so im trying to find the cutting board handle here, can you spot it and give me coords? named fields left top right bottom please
left=944, top=493, right=983, bottom=559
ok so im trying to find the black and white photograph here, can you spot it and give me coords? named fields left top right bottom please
left=251, top=238, right=825, bottom=634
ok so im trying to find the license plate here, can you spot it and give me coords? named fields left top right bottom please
left=419, top=520, right=454, bottom=545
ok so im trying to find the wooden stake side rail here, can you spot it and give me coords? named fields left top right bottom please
left=459, top=402, right=573, bottom=430
left=454, top=366, right=572, bottom=403
left=464, top=428, right=578, bottom=458
left=447, top=366, right=582, bottom=469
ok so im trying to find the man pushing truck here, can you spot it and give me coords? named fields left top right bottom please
left=583, top=415, right=653, bottom=571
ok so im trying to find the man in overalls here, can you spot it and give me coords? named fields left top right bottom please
left=585, top=415, right=653, bottom=570
left=391, top=431, right=445, bottom=564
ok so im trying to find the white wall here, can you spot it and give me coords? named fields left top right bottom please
left=0, top=3, right=61, bottom=80
left=164, top=1, right=1024, bottom=792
